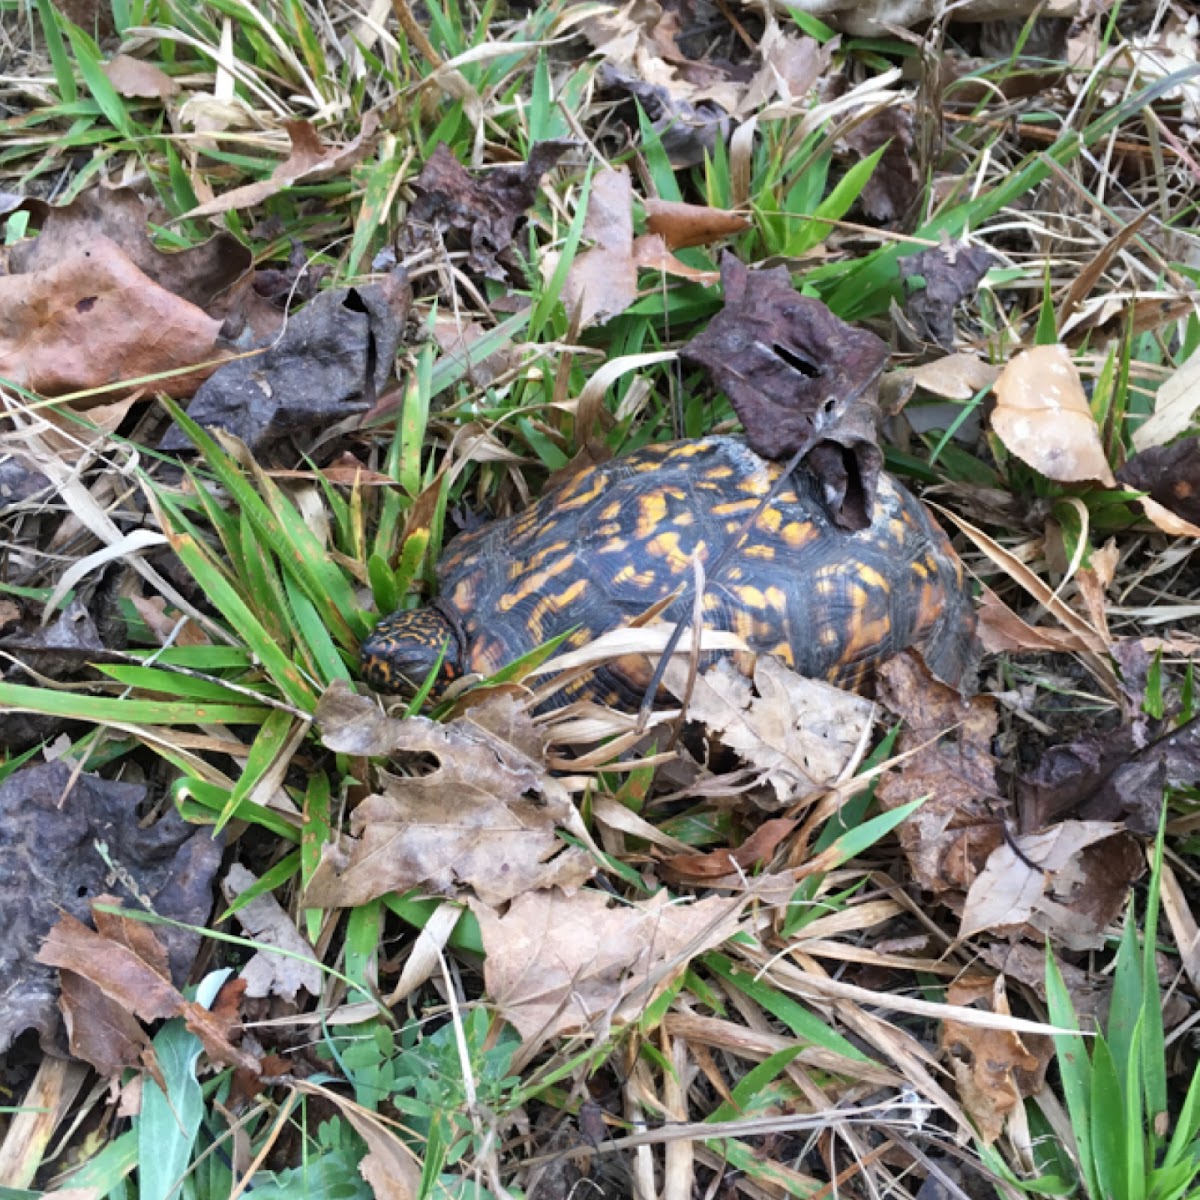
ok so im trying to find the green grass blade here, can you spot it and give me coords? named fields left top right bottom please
left=0, top=680, right=266, bottom=725
left=1047, top=945, right=1099, bottom=1198
left=1090, top=1034, right=1128, bottom=1200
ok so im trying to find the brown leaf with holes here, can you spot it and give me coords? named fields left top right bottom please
left=941, top=977, right=1048, bottom=1144
left=184, top=116, right=380, bottom=218
left=959, top=821, right=1143, bottom=949
left=991, top=345, right=1117, bottom=486
left=472, top=889, right=743, bottom=1048
left=876, top=655, right=1003, bottom=896
left=38, top=907, right=258, bottom=1073
left=663, top=656, right=874, bottom=809
left=681, top=254, right=888, bottom=527
left=643, top=199, right=749, bottom=249
left=561, top=166, right=638, bottom=328
left=1117, top=436, right=1200, bottom=534
left=307, top=685, right=594, bottom=907
left=0, top=238, right=224, bottom=399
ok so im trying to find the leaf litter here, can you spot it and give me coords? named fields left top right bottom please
left=4, top=1, right=1200, bottom=1195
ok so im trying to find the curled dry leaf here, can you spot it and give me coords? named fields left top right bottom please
left=307, top=686, right=594, bottom=908
left=407, top=140, right=571, bottom=280
left=959, top=821, right=1143, bottom=950
left=681, top=254, right=888, bottom=528
left=661, top=817, right=797, bottom=884
left=876, top=655, right=1003, bottom=896
left=632, top=234, right=721, bottom=283
left=642, top=199, right=749, bottom=249
left=662, top=655, right=874, bottom=808
left=940, top=977, right=1048, bottom=1145
left=221, top=864, right=322, bottom=1003
left=910, top=353, right=1000, bottom=401
left=561, top=166, right=638, bottom=329
left=184, top=116, right=380, bottom=218
left=472, top=888, right=743, bottom=1047
left=839, top=104, right=918, bottom=226
left=899, top=243, right=993, bottom=349
left=990, top=345, right=1117, bottom=486
left=0, top=762, right=221, bottom=1056
left=38, top=906, right=258, bottom=1073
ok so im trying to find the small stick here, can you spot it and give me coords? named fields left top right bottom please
left=390, top=0, right=443, bottom=69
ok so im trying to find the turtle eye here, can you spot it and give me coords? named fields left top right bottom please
left=361, top=609, right=462, bottom=696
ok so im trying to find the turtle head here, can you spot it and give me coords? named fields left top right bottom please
left=360, top=607, right=464, bottom=697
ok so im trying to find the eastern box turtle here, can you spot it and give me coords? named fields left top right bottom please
left=361, top=436, right=978, bottom=705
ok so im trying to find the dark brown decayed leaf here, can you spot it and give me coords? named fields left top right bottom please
left=160, top=276, right=410, bottom=453
left=681, top=254, right=888, bottom=528
left=408, top=140, right=571, bottom=280
left=1116, top=435, right=1200, bottom=528
left=840, top=105, right=919, bottom=226
left=0, top=762, right=221, bottom=1056
left=898, top=243, right=993, bottom=349
left=875, top=654, right=1003, bottom=896
left=307, top=687, right=593, bottom=908
left=184, top=116, right=380, bottom=218
left=0, top=237, right=224, bottom=399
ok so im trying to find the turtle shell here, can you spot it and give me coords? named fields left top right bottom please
left=405, top=435, right=976, bottom=706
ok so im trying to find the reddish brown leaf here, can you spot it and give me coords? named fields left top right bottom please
left=662, top=817, right=797, bottom=883
left=0, top=237, right=223, bottom=399
left=642, top=199, right=749, bottom=249
left=37, top=910, right=258, bottom=1073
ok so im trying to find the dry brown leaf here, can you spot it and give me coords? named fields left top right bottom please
left=662, top=817, right=797, bottom=883
left=37, top=909, right=258, bottom=1073
left=1133, top=350, right=1200, bottom=450
left=561, top=166, right=638, bottom=328
left=876, top=655, right=1003, bottom=896
left=941, top=978, right=1047, bottom=1145
left=959, top=821, right=1143, bottom=949
left=184, top=116, right=379, bottom=218
left=663, top=656, right=874, bottom=808
left=1138, top=496, right=1200, bottom=538
left=221, top=865, right=321, bottom=1003
left=911, top=353, right=999, bottom=401
left=642, top=199, right=749, bottom=249
left=102, top=54, right=179, bottom=99
left=975, top=587, right=1099, bottom=655
left=307, top=687, right=594, bottom=908
left=472, top=888, right=742, bottom=1046
left=0, top=237, right=223, bottom=399
left=991, top=345, right=1116, bottom=486
left=632, top=234, right=720, bottom=283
